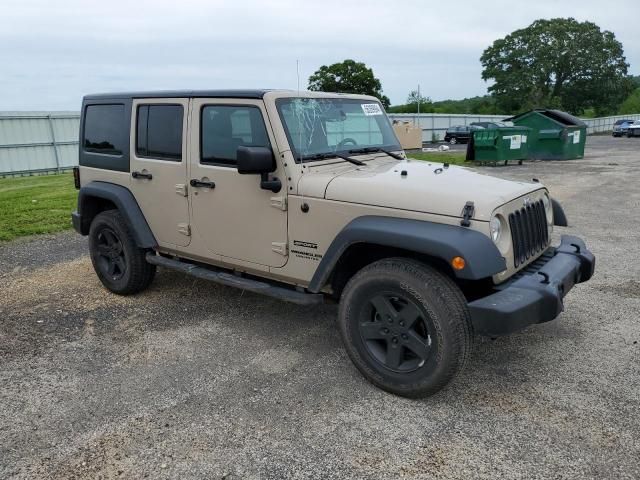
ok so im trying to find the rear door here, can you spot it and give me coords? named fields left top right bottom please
left=129, top=98, right=191, bottom=247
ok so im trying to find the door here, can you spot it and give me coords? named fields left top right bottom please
left=189, top=99, right=288, bottom=267
left=130, top=98, right=190, bottom=247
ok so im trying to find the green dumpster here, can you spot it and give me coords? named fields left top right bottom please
left=503, top=109, right=587, bottom=160
left=469, top=126, right=531, bottom=165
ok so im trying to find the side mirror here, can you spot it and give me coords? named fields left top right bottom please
left=237, top=146, right=275, bottom=174
left=236, top=146, right=281, bottom=193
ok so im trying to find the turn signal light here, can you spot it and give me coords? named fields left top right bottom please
left=451, top=256, right=466, bottom=270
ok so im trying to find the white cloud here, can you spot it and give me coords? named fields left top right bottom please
left=1, top=0, right=638, bottom=109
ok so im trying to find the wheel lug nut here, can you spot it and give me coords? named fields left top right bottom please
left=392, top=337, right=398, bottom=344
left=401, top=334, right=408, bottom=340
left=382, top=328, right=389, bottom=334
left=399, top=321, right=405, bottom=327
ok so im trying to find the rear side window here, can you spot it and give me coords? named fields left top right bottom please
left=136, top=104, right=184, bottom=161
left=201, top=105, right=270, bottom=166
left=83, top=104, right=125, bottom=155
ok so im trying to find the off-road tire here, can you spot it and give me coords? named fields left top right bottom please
left=338, top=258, right=473, bottom=398
left=88, top=209, right=156, bottom=295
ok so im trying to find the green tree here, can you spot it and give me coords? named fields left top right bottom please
left=388, top=95, right=499, bottom=115
left=308, top=59, right=390, bottom=108
left=481, top=18, right=630, bottom=115
left=406, top=90, right=433, bottom=113
left=619, top=88, right=640, bottom=114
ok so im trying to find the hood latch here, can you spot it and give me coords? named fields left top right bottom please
left=460, top=201, right=475, bottom=227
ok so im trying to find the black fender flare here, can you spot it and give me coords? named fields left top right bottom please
left=551, top=198, right=568, bottom=227
left=73, top=181, right=157, bottom=248
left=307, top=216, right=507, bottom=293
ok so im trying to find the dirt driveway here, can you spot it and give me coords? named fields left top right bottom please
left=1, top=136, right=639, bottom=479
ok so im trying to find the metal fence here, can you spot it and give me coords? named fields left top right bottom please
left=1, top=110, right=639, bottom=176
left=0, top=112, right=80, bottom=177
left=581, top=114, right=640, bottom=134
left=388, top=113, right=505, bottom=142
left=387, top=113, right=640, bottom=142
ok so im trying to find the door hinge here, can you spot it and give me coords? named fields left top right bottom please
left=178, top=223, right=191, bottom=236
left=271, top=242, right=288, bottom=256
left=175, top=183, right=188, bottom=197
left=270, top=196, right=287, bottom=211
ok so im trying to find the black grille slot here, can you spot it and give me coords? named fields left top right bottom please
left=508, top=199, right=549, bottom=268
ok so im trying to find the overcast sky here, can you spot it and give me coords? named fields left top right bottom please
left=1, top=0, right=638, bottom=110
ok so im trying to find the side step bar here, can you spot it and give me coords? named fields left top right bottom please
left=145, top=253, right=323, bottom=306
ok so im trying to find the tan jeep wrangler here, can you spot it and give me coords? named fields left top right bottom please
left=72, top=90, right=595, bottom=397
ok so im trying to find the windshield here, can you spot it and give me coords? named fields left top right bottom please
left=276, top=97, right=401, bottom=162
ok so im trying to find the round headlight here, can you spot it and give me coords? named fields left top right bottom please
left=542, top=194, right=553, bottom=225
left=490, top=215, right=502, bottom=243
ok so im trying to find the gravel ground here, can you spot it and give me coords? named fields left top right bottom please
left=1, top=136, right=639, bottom=479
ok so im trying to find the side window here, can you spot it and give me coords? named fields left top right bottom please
left=136, top=104, right=183, bottom=161
left=201, top=105, right=270, bottom=166
left=83, top=104, right=125, bottom=156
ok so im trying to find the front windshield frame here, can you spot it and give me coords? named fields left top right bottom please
left=275, top=97, right=401, bottom=163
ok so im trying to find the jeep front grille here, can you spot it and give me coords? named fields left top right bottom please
left=508, top=200, right=549, bottom=268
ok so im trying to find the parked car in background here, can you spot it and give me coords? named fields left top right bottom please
left=470, top=121, right=507, bottom=129
left=627, top=121, right=640, bottom=138
left=444, top=125, right=483, bottom=144
left=612, top=119, right=635, bottom=137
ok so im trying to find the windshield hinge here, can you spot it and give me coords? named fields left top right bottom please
left=270, top=196, right=287, bottom=211
left=460, top=201, right=475, bottom=227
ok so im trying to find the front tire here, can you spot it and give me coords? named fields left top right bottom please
left=88, top=210, right=156, bottom=295
left=338, top=258, right=473, bottom=398
left=449, top=137, right=457, bottom=145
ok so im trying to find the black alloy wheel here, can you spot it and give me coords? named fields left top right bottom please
left=95, top=227, right=127, bottom=281
left=359, top=293, right=433, bottom=373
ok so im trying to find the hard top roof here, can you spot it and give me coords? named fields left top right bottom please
left=83, top=89, right=272, bottom=100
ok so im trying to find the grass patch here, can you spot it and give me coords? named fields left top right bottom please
left=407, top=151, right=471, bottom=166
left=0, top=173, right=76, bottom=242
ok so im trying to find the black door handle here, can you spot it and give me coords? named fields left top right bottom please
left=190, top=179, right=215, bottom=189
left=132, top=171, right=153, bottom=180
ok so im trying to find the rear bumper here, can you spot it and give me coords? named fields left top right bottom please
left=469, top=235, right=595, bottom=336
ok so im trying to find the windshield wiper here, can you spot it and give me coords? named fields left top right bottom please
left=301, top=152, right=365, bottom=166
left=348, top=147, right=404, bottom=160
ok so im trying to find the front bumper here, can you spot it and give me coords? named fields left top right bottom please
left=469, top=235, right=595, bottom=336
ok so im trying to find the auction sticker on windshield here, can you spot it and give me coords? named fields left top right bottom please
left=361, top=103, right=383, bottom=116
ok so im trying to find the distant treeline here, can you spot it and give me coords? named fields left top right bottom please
left=387, top=95, right=501, bottom=115
left=388, top=75, right=640, bottom=117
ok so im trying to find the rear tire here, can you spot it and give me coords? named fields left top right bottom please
left=88, top=210, right=156, bottom=295
left=337, top=258, right=473, bottom=398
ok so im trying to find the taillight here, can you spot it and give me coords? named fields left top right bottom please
left=73, top=166, right=80, bottom=189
